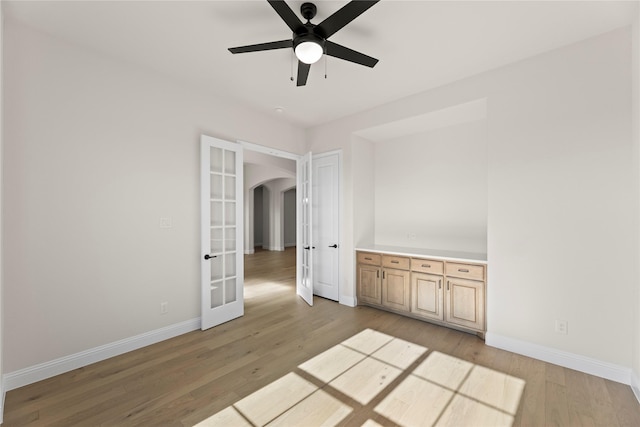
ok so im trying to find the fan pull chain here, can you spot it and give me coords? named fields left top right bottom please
left=290, top=50, right=294, bottom=82
left=324, top=53, right=328, bottom=79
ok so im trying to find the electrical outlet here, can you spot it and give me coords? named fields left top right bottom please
left=555, top=319, right=568, bottom=335
left=407, top=233, right=417, bottom=241
left=160, top=302, right=168, bottom=315
left=159, top=217, right=172, bottom=228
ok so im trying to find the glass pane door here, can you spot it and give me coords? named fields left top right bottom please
left=297, top=152, right=313, bottom=306
left=201, top=135, right=243, bottom=330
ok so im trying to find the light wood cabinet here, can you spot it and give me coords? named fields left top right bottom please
left=357, top=253, right=411, bottom=312
left=356, top=250, right=487, bottom=335
left=357, top=263, right=381, bottom=305
left=382, top=267, right=410, bottom=312
left=445, top=276, right=485, bottom=331
left=411, top=272, right=444, bottom=321
left=357, top=252, right=382, bottom=305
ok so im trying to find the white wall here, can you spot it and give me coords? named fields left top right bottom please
left=486, top=27, right=633, bottom=369
left=307, top=27, right=636, bottom=375
left=2, top=21, right=304, bottom=373
left=243, top=157, right=296, bottom=253
left=262, top=178, right=296, bottom=251
left=0, top=0, right=5, bottom=420
left=351, top=135, right=375, bottom=248
left=632, top=2, right=640, bottom=398
left=261, top=186, right=270, bottom=248
left=373, top=120, right=487, bottom=253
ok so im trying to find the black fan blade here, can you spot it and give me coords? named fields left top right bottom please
left=268, top=0, right=304, bottom=33
left=316, top=0, right=379, bottom=39
left=297, top=61, right=311, bottom=86
left=229, top=39, right=293, bottom=54
left=325, top=41, right=378, bottom=67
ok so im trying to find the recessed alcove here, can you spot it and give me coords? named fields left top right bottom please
left=352, top=99, right=488, bottom=255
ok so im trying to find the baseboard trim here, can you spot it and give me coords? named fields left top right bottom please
left=486, top=332, right=631, bottom=385
left=631, top=369, right=640, bottom=404
left=339, top=296, right=356, bottom=307
left=1, top=381, right=5, bottom=424
left=244, top=248, right=255, bottom=254
left=3, top=318, right=200, bottom=392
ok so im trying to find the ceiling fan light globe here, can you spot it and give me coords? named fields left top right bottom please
left=295, top=41, right=323, bottom=64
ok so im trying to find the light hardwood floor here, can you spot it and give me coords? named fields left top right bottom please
left=3, top=247, right=640, bottom=426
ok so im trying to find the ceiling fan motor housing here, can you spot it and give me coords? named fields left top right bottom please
left=301, top=2, right=317, bottom=21
left=293, top=28, right=325, bottom=51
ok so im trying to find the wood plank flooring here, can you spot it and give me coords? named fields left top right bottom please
left=3, top=247, right=640, bottom=426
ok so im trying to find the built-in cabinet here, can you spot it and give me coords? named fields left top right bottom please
left=381, top=255, right=411, bottom=312
left=357, top=250, right=486, bottom=335
left=356, top=252, right=381, bottom=304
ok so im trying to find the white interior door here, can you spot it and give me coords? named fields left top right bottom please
left=312, top=152, right=340, bottom=301
left=296, top=152, right=313, bottom=306
left=201, top=135, right=244, bottom=330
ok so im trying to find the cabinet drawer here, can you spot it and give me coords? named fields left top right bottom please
left=382, top=255, right=410, bottom=270
left=411, top=258, right=444, bottom=275
left=357, top=252, right=381, bottom=266
left=445, top=262, right=485, bottom=281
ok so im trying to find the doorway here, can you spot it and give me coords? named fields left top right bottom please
left=202, top=138, right=342, bottom=327
left=243, top=147, right=341, bottom=303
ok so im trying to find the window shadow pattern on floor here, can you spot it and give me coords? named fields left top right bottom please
left=195, top=328, right=525, bottom=426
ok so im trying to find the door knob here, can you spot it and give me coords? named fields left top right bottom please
left=329, top=244, right=338, bottom=248
left=204, top=254, right=217, bottom=260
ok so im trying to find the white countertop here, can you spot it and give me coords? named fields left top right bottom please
left=355, top=244, right=487, bottom=264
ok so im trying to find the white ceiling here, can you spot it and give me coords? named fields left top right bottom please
left=3, top=0, right=636, bottom=129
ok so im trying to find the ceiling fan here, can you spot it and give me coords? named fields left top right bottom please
left=228, top=0, right=380, bottom=87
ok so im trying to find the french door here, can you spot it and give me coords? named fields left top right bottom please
left=201, top=137, right=316, bottom=324
left=296, top=152, right=313, bottom=306
left=200, top=135, right=244, bottom=330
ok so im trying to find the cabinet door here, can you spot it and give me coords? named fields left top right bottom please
left=445, top=277, right=485, bottom=331
left=382, top=268, right=411, bottom=312
left=411, top=272, right=443, bottom=321
left=358, top=264, right=382, bottom=305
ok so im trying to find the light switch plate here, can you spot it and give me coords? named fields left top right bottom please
left=159, top=217, right=172, bottom=228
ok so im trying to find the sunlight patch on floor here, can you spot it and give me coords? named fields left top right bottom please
left=329, top=356, right=403, bottom=405
left=376, top=351, right=526, bottom=427
left=195, top=406, right=252, bottom=427
left=371, top=337, right=428, bottom=370
left=298, top=344, right=366, bottom=383
left=268, top=388, right=353, bottom=426
left=195, top=329, right=526, bottom=427
left=233, top=372, right=316, bottom=426
left=245, top=281, right=294, bottom=297
left=341, top=328, right=394, bottom=354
